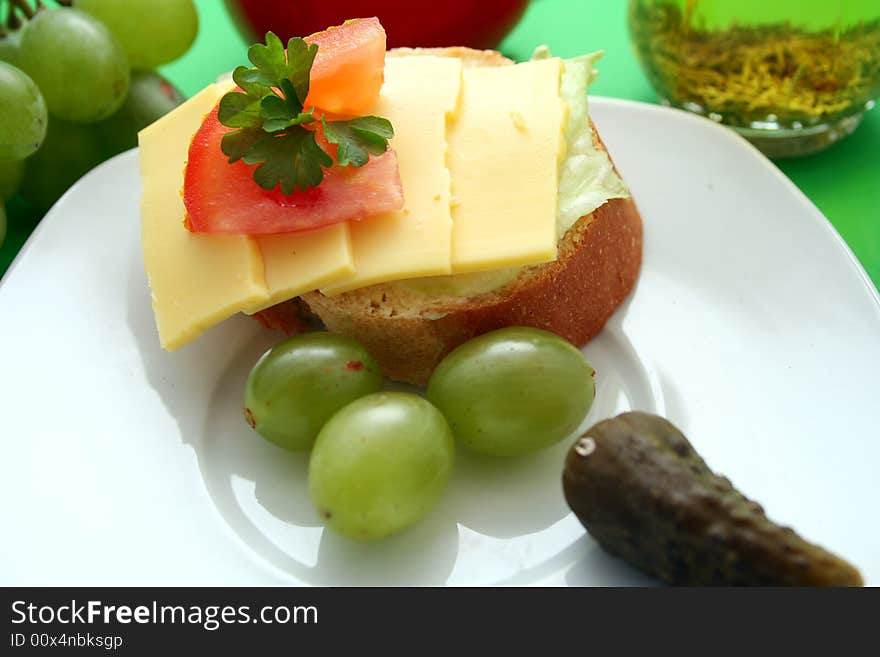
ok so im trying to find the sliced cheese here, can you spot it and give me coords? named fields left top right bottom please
left=207, top=86, right=355, bottom=314
left=447, top=57, right=567, bottom=273
left=246, top=225, right=353, bottom=313
left=139, top=84, right=268, bottom=350
left=141, top=81, right=355, bottom=340
left=321, top=56, right=463, bottom=295
left=140, top=55, right=573, bottom=348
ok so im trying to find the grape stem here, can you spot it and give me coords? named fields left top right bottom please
left=5, top=0, right=71, bottom=31
left=4, top=3, right=18, bottom=30
left=9, top=0, right=36, bottom=20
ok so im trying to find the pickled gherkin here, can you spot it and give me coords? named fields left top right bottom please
left=563, top=412, right=863, bottom=586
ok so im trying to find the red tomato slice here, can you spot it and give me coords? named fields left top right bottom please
left=304, top=17, right=386, bottom=116
left=183, top=109, right=404, bottom=235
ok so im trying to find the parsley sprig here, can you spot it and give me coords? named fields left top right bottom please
left=219, top=32, right=394, bottom=195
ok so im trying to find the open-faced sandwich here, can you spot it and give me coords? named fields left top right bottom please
left=136, top=21, right=868, bottom=578
left=139, top=17, right=642, bottom=384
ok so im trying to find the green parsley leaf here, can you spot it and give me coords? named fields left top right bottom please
left=346, top=116, right=395, bottom=140
left=216, top=32, right=395, bottom=195
left=220, top=128, right=264, bottom=163
left=262, top=106, right=316, bottom=133
left=322, top=116, right=394, bottom=167
left=232, top=66, right=270, bottom=99
left=259, top=81, right=311, bottom=131
left=246, top=31, right=290, bottom=85
left=285, top=38, right=319, bottom=105
left=242, top=131, right=333, bottom=195
left=279, top=79, right=303, bottom=114
left=218, top=91, right=263, bottom=129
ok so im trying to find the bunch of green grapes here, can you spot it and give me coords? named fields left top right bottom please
left=0, top=0, right=197, bottom=249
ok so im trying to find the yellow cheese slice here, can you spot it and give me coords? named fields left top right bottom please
left=245, top=225, right=354, bottom=313
left=205, top=86, right=355, bottom=315
left=141, top=82, right=355, bottom=338
left=139, top=84, right=268, bottom=350
left=321, top=56, right=463, bottom=295
left=140, top=56, right=570, bottom=347
left=447, top=57, right=567, bottom=273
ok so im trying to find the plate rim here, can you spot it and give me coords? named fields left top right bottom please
left=590, top=97, right=880, bottom=310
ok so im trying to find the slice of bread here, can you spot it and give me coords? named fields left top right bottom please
left=254, top=47, right=643, bottom=385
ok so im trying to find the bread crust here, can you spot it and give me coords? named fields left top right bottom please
left=299, top=196, right=641, bottom=385
left=253, top=47, right=643, bottom=385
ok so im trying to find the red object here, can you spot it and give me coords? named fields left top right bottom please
left=304, top=17, right=386, bottom=116
left=183, top=110, right=404, bottom=234
left=225, top=0, right=530, bottom=50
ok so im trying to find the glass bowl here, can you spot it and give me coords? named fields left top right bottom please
left=628, top=0, right=880, bottom=157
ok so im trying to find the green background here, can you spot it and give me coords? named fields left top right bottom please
left=1, top=0, right=878, bottom=289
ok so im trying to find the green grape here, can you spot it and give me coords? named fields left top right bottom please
left=20, top=115, right=106, bottom=214
left=0, top=62, right=47, bottom=160
left=309, top=392, right=455, bottom=541
left=18, top=8, right=129, bottom=124
left=0, top=28, right=22, bottom=66
left=427, top=327, right=596, bottom=457
left=76, top=0, right=198, bottom=69
left=97, top=69, right=185, bottom=157
left=0, top=202, right=6, bottom=250
left=0, top=159, right=24, bottom=200
left=244, top=333, right=383, bottom=451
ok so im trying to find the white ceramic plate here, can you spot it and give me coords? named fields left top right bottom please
left=2, top=98, right=879, bottom=586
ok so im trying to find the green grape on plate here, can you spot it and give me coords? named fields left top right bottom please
left=0, top=61, right=47, bottom=161
left=428, top=327, right=596, bottom=457
left=18, top=8, right=129, bottom=124
left=309, top=392, right=455, bottom=541
left=244, top=332, right=383, bottom=451
left=77, top=0, right=198, bottom=69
